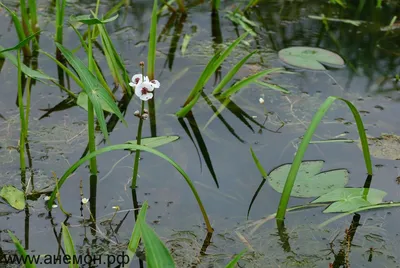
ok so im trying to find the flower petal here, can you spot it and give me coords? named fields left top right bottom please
left=149, top=79, right=160, bottom=88
left=131, top=74, right=143, bottom=85
left=129, top=82, right=136, bottom=87
left=140, top=93, right=153, bottom=101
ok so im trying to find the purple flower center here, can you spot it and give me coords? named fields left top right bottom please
left=151, top=80, right=156, bottom=84
left=135, top=77, right=140, bottom=84
left=141, top=87, right=149, bottom=95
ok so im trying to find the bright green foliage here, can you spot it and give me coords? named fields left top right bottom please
left=8, top=231, right=36, bottom=268
left=61, top=223, right=79, bottom=268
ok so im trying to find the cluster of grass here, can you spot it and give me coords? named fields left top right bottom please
left=1, top=0, right=388, bottom=266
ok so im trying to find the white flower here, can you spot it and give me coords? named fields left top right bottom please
left=82, top=198, right=89, bottom=204
left=148, top=79, right=160, bottom=88
left=44, top=196, right=50, bottom=201
left=259, top=98, right=265, bottom=104
left=112, top=206, right=120, bottom=210
left=129, top=74, right=149, bottom=87
left=52, top=204, right=58, bottom=208
left=135, top=82, right=154, bottom=101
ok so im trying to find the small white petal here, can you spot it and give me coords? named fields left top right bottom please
left=131, top=74, right=143, bottom=85
left=135, top=82, right=155, bottom=100
left=142, top=113, right=149, bottom=120
left=112, top=206, right=120, bottom=210
left=44, top=196, right=50, bottom=201
left=82, top=198, right=89, bottom=204
left=259, top=98, right=265, bottom=104
left=129, top=82, right=136, bottom=87
left=143, top=76, right=150, bottom=82
left=140, top=93, right=153, bottom=101
left=52, top=204, right=58, bottom=208
left=149, top=79, right=160, bottom=88
left=134, top=110, right=140, bottom=116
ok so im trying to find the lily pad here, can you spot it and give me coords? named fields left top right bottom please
left=0, top=185, right=25, bottom=210
left=77, top=92, right=115, bottom=114
left=268, top=161, right=349, bottom=198
left=357, top=133, right=400, bottom=160
left=126, top=136, right=179, bottom=149
left=278, top=47, right=345, bottom=70
left=312, top=188, right=387, bottom=213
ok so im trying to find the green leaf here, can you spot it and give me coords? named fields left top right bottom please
left=126, top=202, right=148, bottom=265
left=77, top=92, right=114, bottom=113
left=312, top=188, right=387, bottom=213
left=181, top=34, right=191, bottom=56
left=46, top=143, right=213, bottom=233
left=147, top=0, right=158, bottom=79
left=141, top=221, right=175, bottom=268
left=278, top=47, right=345, bottom=71
left=7, top=231, right=36, bottom=268
left=61, top=223, right=79, bottom=268
left=0, top=185, right=25, bottom=210
left=69, top=14, right=119, bottom=25
left=126, top=136, right=179, bottom=148
left=0, top=47, right=53, bottom=80
left=0, top=31, right=41, bottom=54
left=212, top=50, right=257, bottom=95
left=250, top=147, right=267, bottom=179
left=55, top=43, right=127, bottom=142
left=220, top=68, right=284, bottom=98
left=225, top=249, right=247, bottom=268
left=268, top=161, right=349, bottom=198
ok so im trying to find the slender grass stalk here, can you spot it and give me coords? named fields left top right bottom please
left=176, top=0, right=185, bottom=13
left=131, top=101, right=145, bottom=189
left=17, top=50, right=26, bottom=174
left=147, top=0, right=158, bottom=80
left=0, top=3, right=31, bottom=57
left=25, top=77, right=32, bottom=132
left=211, top=0, right=220, bottom=12
left=19, top=0, right=31, bottom=37
left=46, top=144, right=213, bottom=233
left=55, top=0, right=66, bottom=44
left=276, top=96, right=372, bottom=221
left=28, top=0, right=39, bottom=32
left=87, top=26, right=98, bottom=176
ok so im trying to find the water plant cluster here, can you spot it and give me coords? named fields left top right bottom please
left=0, top=0, right=399, bottom=267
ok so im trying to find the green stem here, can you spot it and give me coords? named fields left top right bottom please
left=87, top=26, right=98, bottom=175
left=25, top=77, right=31, bottom=133
left=131, top=101, right=145, bottom=189
left=17, top=50, right=26, bottom=174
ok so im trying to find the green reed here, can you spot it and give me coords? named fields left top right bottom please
left=276, top=96, right=372, bottom=221
left=17, top=50, right=26, bottom=175
left=211, top=0, right=220, bottom=11
left=55, top=0, right=66, bottom=45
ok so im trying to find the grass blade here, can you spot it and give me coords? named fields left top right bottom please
left=55, top=0, right=66, bottom=44
left=212, top=50, right=257, bottom=95
left=276, top=96, right=372, bottom=221
left=46, top=144, right=213, bottom=233
left=247, top=179, right=267, bottom=219
left=254, top=80, right=290, bottom=94
left=220, top=68, right=284, bottom=98
left=225, top=249, right=247, bottom=268
left=141, top=221, right=175, bottom=268
left=7, top=231, right=36, bottom=268
left=147, top=0, right=158, bottom=80
left=55, top=43, right=127, bottom=142
left=0, top=31, right=40, bottom=54
left=61, top=223, right=79, bottom=268
left=126, top=201, right=148, bottom=265
left=250, top=147, right=267, bottom=178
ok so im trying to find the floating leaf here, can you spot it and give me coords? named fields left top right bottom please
left=268, top=161, right=349, bottom=198
left=77, top=92, right=114, bottom=114
left=126, top=136, right=179, bottom=149
left=278, top=47, right=345, bottom=71
left=0, top=185, right=25, bottom=210
left=312, top=188, right=387, bottom=213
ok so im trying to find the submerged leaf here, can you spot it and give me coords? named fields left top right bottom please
left=312, top=188, right=387, bottom=213
left=0, top=185, right=25, bottom=210
left=278, top=47, right=345, bottom=70
left=268, top=161, right=349, bottom=198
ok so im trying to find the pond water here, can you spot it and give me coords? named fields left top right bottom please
left=1, top=0, right=400, bottom=267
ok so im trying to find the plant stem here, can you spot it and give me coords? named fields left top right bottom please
left=131, top=101, right=145, bottom=189
left=87, top=26, right=98, bottom=175
left=17, top=50, right=26, bottom=174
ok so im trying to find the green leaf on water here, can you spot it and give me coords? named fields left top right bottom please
left=77, top=92, right=114, bottom=114
left=126, top=136, right=179, bottom=148
left=312, top=188, right=387, bottom=213
left=268, top=161, right=349, bottom=198
left=0, top=185, right=25, bottom=210
left=278, top=47, right=345, bottom=71
left=0, top=31, right=41, bottom=54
